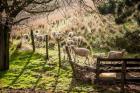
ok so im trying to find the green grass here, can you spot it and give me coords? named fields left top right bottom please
left=0, top=49, right=95, bottom=92
left=0, top=45, right=139, bottom=93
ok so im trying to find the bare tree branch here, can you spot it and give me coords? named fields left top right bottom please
left=13, top=17, right=30, bottom=25
left=33, top=0, right=53, bottom=4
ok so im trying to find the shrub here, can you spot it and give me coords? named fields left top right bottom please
left=115, top=30, right=140, bottom=53
left=98, top=0, right=116, bottom=15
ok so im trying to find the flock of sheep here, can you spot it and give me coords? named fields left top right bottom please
left=9, top=16, right=128, bottom=66
left=17, top=29, right=127, bottom=66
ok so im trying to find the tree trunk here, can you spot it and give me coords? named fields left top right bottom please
left=0, top=21, right=10, bottom=71
left=0, top=24, right=5, bottom=70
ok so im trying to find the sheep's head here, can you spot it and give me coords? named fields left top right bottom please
left=122, top=49, right=128, bottom=56
left=70, top=45, right=76, bottom=50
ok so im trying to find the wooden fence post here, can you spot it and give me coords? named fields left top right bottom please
left=65, top=46, right=76, bottom=78
left=30, top=29, right=35, bottom=52
left=46, top=35, right=49, bottom=60
left=121, top=60, right=126, bottom=93
left=57, top=40, right=61, bottom=67
left=95, top=57, right=101, bottom=84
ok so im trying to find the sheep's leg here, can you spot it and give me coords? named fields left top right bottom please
left=84, top=58, right=87, bottom=64
left=74, top=55, right=76, bottom=62
left=87, top=56, right=90, bottom=65
left=84, top=57, right=88, bottom=65
left=74, top=54, right=77, bottom=62
left=63, top=53, right=65, bottom=60
left=84, top=56, right=90, bottom=65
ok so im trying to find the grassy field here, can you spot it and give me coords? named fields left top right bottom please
left=0, top=50, right=100, bottom=93
left=0, top=42, right=140, bottom=93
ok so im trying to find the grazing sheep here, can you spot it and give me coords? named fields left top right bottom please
left=72, top=36, right=79, bottom=44
left=61, top=38, right=76, bottom=60
left=108, top=49, right=127, bottom=64
left=72, top=36, right=87, bottom=47
left=62, top=45, right=69, bottom=60
left=16, top=40, right=22, bottom=49
left=71, top=45, right=90, bottom=64
left=108, top=49, right=127, bottom=59
left=68, top=31, right=76, bottom=37
left=65, top=39, right=75, bottom=46
left=51, top=31, right=62, bottom=41
left=48, top=40, right=55, bottom=49
left=22, top=34, right=30, bottom=42
left=35, top=34, right=46, bottom=42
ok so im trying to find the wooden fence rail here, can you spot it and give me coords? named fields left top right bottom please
left=95, top=57, right=140, bottom=93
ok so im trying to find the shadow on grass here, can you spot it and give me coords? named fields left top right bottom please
left=0, top=50, right=33, bottom=78
left=32, top=60, right=48, bottom=90
left=67, top=78, right=76, bottom=93
left=52, top=67, right=61, bottom=92
left=8, top=51, right=34, bottom=87
left=0, top=71, right=8, bottom=78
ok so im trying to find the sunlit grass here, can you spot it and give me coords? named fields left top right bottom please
left=0, top=42, right=139, bottom=92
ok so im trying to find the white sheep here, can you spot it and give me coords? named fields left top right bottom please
left=108, top=49, right=127, bottom=59
left=35, top=34, right=46, bottom=42
left=62, top=45, right=72, bottom=60
left=108, top=49, right=127, bottom=64
left=22, top=34, right=30, bottom=42
left=72, top=36, right=79, bottom=44
left=72, top=36, right=87, bottom=47
left=68, top=31, right=76, bottom=37
left=65, top=39, right=75, bottom=46
left=51, top=31, right=62, bottom=41
left=62, top=39, right=75, bottom=60
left=71, top=45, right=90, bottom=65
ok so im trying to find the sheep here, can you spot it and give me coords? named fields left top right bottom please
left=35, top=34, right=46, bottom=42
left=68, top=31, right=76, bottom=37
left=22, top=34, right=30, bottom=42
left=62, top=45, right=70, bottom=60
left=71, top=45, right=90, bottom=65
left=72, top=36, right=79, bottom=44
left=108, top=49, right=127, bottom=59
left=107, top=49, right=127, bottom=64
left=61, top=38, right=76, bottom=60
left=48, top=40, right=55, bottom=49
left=72, top=36, right=87, bottom=47
left=65, top=39, right=75, bottom=46
left=51, top=31, right=62, bottom=41
left=34, top=34, right=46, bottom=48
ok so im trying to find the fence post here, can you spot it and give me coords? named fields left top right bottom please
left=30, top=29, right=35, bottom=52
left=95, top=57, right=101, bottom=84
left=57, top=40, right=61, bottom=67
left=65, top=46, right=76, bottom=78
left=45, top=35, right=49, bottom=60
left=121, top=60, right=126, bottom=93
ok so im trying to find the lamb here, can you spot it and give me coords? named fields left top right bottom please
left=71, top=45, right=90, bottom=65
